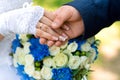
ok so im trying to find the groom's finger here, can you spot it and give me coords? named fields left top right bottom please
left=52, top=6, right=72, bottom=29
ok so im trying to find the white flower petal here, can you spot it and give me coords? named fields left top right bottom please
left=85, top=64, right=90, bottom=70
left=49, top=46, right=60, bottom=56
left=60, top=42, right=68, bottom=49
left=25, top=54, right=34, bottom=65
left=24, top=65, right=35, bottom=77
left=33, top=71, right=41, bottom=79
left=23, top=42, right=31, bottom=54
left=53, top=53, right=68, bottom=67
left=79, top=56, right=88, bottom=68
left=87, top=37, right=95, bottom=44
left=15, top=48, right=26, bottom=65
left=81, top=42, right=91, bottom=51
left=43, top=57, right=56, bottom=68
left=67, top=41, right=78, bottom=52
left=68, top=56, right=81, bottom=69
left=88, top=48, right=97, bottom=63
left=40, top=66, right=53, bottom=80
left=19, top=34, right=28, bottom=42
left=13, top=58, right=18, bottom=67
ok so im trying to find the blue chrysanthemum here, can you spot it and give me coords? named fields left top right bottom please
left=52, top=67, right=72, bottom=80
left=12, top=35, right=21, bottom=53
left=16, top=64, right=35, bottom=80
left=28, top=38, right=50, bottom=61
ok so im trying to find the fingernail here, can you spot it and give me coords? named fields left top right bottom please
left=59, top=36, right=66, bottom=41
left=52, top=36, right=58, bottom=40
left=64, top=25, right=70, bottom=30
left=52, top=22, right=58, bottom=27
left=62, top=33, right=68, bottom=39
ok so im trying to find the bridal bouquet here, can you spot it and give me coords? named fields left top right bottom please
left=11, top=34, right=100, bottom=80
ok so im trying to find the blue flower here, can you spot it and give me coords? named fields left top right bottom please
left=29, top=38, right=50, bottom=61
left=52, top=67, right=72, bottom=80
left=77, top=40, right=86, bottom=50
left=11, top=35, right=21, bottom=53
left=91, top=44, right=99, bottom=60
left=16, top=64, right=35, bottom=80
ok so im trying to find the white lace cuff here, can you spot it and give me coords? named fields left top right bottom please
left=0, top=6, right=44, bottom=37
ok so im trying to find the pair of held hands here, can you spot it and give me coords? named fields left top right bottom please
left=35, top=5, right=84, bottom=47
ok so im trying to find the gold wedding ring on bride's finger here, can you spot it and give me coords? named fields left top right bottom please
left=37, top=22, right=68, bottom=41
left=37, top=23, right=48, bottom=32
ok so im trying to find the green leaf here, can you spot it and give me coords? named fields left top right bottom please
left=26, top=34, right=35, bottom=39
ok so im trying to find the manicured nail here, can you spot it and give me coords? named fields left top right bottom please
left=52, top=22, right=58, bottom=28
left=52, top=36, right=58, bottom=40
left=59, top=36, right=66, bottom=41
left=64, top=25, right=70, bottom=30
left=62, top=33, right=68, bottom=39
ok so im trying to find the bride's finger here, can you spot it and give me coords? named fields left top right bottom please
left=40, top=15, right=69, bottom=41
left=47, top=40, right=55, bottom=47
left=36, top=29, right=58, bottom=41
left=54, top=28, right=68, bottom=41
left=40, top=16, right=52, bottom=27
left=39, top=38, right=47, bottom=44
left=54, top=41, right=63, bottom=47
left=37, top=22, right=60, bottom=37
left=37, top=22, right=68, bottom=41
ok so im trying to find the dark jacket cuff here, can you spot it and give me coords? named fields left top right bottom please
left=67, top=0, right=109, bottom=39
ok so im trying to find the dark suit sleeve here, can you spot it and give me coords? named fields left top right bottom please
left=67, top=0, right=120, bottom=39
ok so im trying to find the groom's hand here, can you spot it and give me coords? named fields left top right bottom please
left=38, top=6, right=85, bottom=47
left=52, top=5, right=85, bottom=39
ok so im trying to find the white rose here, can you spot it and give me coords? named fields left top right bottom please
left=79, top=56, right=88, bottom=68
left=24, top=65, right=35, bottom=77
left=87, top=37, right=95, bottom=44
left=40, top=66, right=53, bottom=80
left=67, top=41, right=78, bottom=52
left=19, top=34, right=28, bottom=42
left=81, top=42, right=91, bottom=52
left=43, top=57, right=56, bottom=68
left=49, top=46, right=60, bottom=56
left=33, top=71, right=41, bottom=80
left=60, top=42, right=68, bottom=49
left=25, top=54, right=34, bottom=66
left=63, top=49, right=73, bottom=57
left=23, top=42, right=31, bottom=54
left=15, top=47, right=26, bottom=65
left=84, top=64, right=90, bottom=70
left=68, top=56, right=81, bottom=69
left=88, top=48, right=97, bottom=63
left=53, top=53, right=68, bottom=67
left=13, top=54, right=18, bottom=67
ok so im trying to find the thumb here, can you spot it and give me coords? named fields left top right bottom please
left=52, top=7, right=72, bottom=29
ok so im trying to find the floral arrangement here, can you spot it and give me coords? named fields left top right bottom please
left=11, top=34, right=100, bottom=80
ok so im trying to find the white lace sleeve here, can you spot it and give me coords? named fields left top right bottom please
left=0, top=6, right=44, bottom=37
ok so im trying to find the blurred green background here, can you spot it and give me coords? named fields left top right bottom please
left=33, top=0, right=120, bottom=80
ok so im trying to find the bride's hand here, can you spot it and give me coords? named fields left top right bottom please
left=35, top=10, right=69, bottom=46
